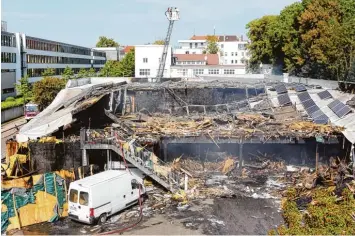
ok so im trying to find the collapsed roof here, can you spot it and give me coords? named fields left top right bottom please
left=17, top=78, right=129, bottom=142
left=18, top=77, right=355, bottom=144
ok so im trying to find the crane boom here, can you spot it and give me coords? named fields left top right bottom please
left=156, top=7, right=180, bottom=82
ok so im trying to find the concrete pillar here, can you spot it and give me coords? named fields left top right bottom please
left=107, top=150, right=110, bottom=170
left=82, top=149, right=88, bottom=166
left=239, top=143, right=244, bottom=169
left=163, top=140, right=168, bottom=162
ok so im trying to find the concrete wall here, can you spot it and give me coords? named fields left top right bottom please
left=1, top=106, right=23, bottom=123
left=29, top=141, right=82, bottom=173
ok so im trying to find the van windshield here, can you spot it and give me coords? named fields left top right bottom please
left=69, top=189, right=78, bottom=203
left=79, top=191, right=89, bottom=206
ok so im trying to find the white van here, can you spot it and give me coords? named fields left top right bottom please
left=68, top=170, right=145, bottom=225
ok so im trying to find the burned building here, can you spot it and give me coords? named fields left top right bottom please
left=16, top=78, right=355, bottom=190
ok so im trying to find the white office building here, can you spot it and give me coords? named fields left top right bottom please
left=1, top=30, right=106, bottom=100
left=135, top=45, right=172, bottom=78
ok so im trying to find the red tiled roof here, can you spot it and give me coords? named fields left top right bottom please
left=190, top=35, right=239, bottom=42
left=173, top=54, right=219, bottom=65
left=190, top=35, right=208, bottom=40
left=124, top=46, right=134, bottom=53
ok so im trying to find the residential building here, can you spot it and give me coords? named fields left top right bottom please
left=135, top=45, right=172, bottom=78
left=1, top=30, right=107, bottom=100
left=174, top=34, right=250, bottom=66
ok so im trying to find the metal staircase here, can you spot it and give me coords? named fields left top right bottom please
left=81, top=129, right=179, bottom=192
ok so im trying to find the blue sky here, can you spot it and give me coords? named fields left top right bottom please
left=2, top=0, right=298, bottom=47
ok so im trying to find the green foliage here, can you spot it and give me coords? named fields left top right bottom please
left=153, top=39, right=165, bottom=45
left=96, top=36, right=118, bottom=47
left=32, top=77, right=66, bottom=109
left=246, top=0, right=355, bottom=80
left=5, top=97, right=15, bottom=101
left=61, top=66, right=74, bottom=80
left=41, top=68, right=56, bottom=77
left=99, top=48, right=135, bottom=77
left=1, top=96, right=31, bottom=110
left=15, top=75, right=32, bottom=102
left=88, top=68, right=96, bottom=77
left=272, top=187, right=355, bottom=235
left=246, top=15, right=279, bottom=66
left=76, top=68, right=89, bottom=79
left=206, top=35, right=219, bottom=54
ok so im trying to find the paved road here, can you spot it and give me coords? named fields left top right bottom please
left=1, top=117, right=26, bottom=158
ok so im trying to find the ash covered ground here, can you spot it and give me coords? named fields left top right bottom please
left=16, top=159, right=286, bottom=235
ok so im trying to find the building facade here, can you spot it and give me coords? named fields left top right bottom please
left=1, top=31, right=106, bottom=100
left=135, top=45, right=172, bottom=78
left=173, top=35, right=250, bottom=66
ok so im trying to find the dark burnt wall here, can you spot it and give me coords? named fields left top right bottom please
left=163, top=141, right=342, bottom=166
left=29, top=141, right=82, bottom=173
left=127, top=87, right=264, bottom=114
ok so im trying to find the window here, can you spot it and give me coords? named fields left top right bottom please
left=183, top=61, right=186, bottom=64
left=221, top=44, right=224, bottom=49
left=235, top=60, right=238, bottom=64
left=235, top=52, right=238, bottom=56
left=241, top=59, right=245, bottom=64
left=1, top=34, right=16, bottom=47
left=231, top=60, right=234, bottom=64
left=192, top=52, right=196, bottom=54
left=231, top=52, right=234, bottom=56
left=2, top=88, right=15, bottom=94
left=224, top=69, right=235, bottom=74
left=238, top=44, right=246, bottom=50
left=79, top=192, right=89, bottom=206
left=139, top=69, right=150, bottom=76
left=143, top=58, right=148, bottom=63
left=185, top=51, right=189, bottom=54
left=26, top=55, right=91, bottom=64
left=193, top=69, right=204, bottom=75
left=191, top=61, right=195, bottom=64
left=69, top=189, right=78, bottom=203
left=189, top=43, right=192, bottom=49
left=195, top=43, right=198, bottom=48
left=208, top=69, right=219, bottom=74
left=201, top=43, right=203, bottom=46
left=224, top=52, right=227, bottom=56
left=131, top=179, right=139, bottom=190
left=1, top=52, right=16, bottom=63
left=25, top=37, right=92, bottom=55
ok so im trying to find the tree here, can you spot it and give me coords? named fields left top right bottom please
left=206, top=35, right=219, bottom=54
left=88, top=68, right=97, bottom=77
left=99, top=48, right=135, bottom=77
left=62, top=66, right=74, bottom=80
left=99, top=60, right=121, bottom=77
left=153, top=39, right=165, bottom=45
left=33, top=77, right=66, bottom=109
left=96, top=36, right=119, bottom=47
left=15, top=75, right=32, bottom=103
left=246, top=15, right=279, bottom=67
left=76, top=68, right=89, bottom=79
left=117, top=48, right=135, bottom=77
left=42, top=67, right=56, bottom=77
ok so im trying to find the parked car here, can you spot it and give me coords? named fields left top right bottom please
left=68, top=170, right=145, bottom=224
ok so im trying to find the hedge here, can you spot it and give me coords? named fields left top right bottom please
left=1, top=97, right=32, bottom=110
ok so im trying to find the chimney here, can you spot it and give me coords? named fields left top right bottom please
left=241, top=35, right=244, bottom=41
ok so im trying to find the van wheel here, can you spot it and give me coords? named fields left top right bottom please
left=98, top=213, right=107, bottom=225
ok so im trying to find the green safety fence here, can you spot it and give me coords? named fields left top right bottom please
left=1, top=173, right=66, bottom=233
